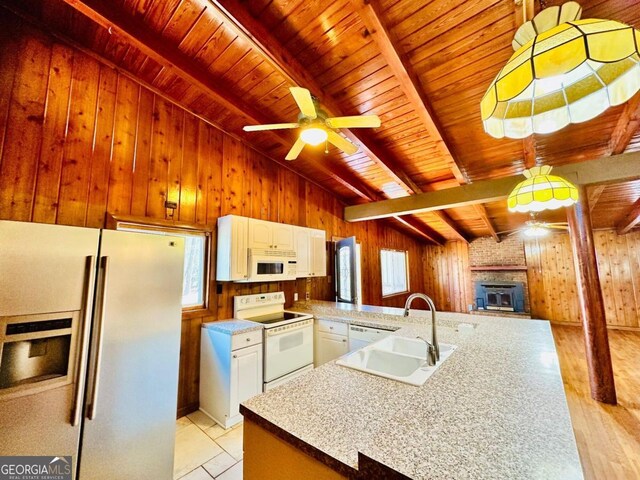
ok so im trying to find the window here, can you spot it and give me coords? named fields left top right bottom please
left=111, top=217, right=210, bottom=310
left=380, top=249, right=409, bottom=297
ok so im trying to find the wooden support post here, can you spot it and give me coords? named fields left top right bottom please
left=566, top=185, right=616, bottom=404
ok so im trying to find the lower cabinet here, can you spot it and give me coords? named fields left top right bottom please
left=200, top=326, right=263, bottom=429
left=229, top=343, right=263, bottom=420
left=314, top=319, right=348, bottom=367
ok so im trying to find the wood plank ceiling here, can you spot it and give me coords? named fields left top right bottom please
left=3, top=0, right=640, bottom=241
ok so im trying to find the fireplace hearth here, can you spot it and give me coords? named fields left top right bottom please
left=475, top=281, right=526, bottom=313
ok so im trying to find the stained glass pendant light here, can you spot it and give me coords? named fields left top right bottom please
left=508, top=166, right=579, bottom=213
left=481, top=1, right=640, bottom=139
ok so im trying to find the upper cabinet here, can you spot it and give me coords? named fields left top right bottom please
left=248, top=219, right=294, bottom=250
left=217, top=215, right=249, bottom=281
left=294, top=226, right=326, bottom=278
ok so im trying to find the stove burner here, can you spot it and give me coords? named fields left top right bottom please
left=250, top=311, right=309, bottom=325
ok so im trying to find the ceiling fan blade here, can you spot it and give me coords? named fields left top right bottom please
left=547, top=225, right=568, bottom=229
left=326, top=115, right=381, bottom=129
left=290, top=87, right=317, bottom=119
left=327, top=130, right=358, bottom=155
left=285, top=137, right=306, bottom=161
left=243, top=123, right=299, bottom=132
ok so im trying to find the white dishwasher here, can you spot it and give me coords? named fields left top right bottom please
left=348, top=325, right=394, bottom=351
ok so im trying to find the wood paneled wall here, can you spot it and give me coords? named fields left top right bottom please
left=423, top=241, right=472, bottom=313
left=525, top=231, right=640, bottom=330
left=0, top=17, right=428, bottom=416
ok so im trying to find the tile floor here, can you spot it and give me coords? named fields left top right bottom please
left=174, top=410, right=244, bottom=480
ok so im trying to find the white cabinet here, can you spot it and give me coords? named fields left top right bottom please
left=229, top=343, right=262, bottom=420
left=294, top=227, right=310, bottom=276
left=314, top=319, right=348, bottom=367
left=309, top=229, right=327, bottom=277
left=294, top=226, right=326, bottom=278
left=200, top=325, right=263, bottom=428
left=248, top=218, right=293, bottom=250
left=216, top=215, right=249, bottom=281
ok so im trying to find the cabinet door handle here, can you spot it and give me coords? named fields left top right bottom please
left=246, top=338, right=251, bottom=342
left=342, top=339, right=347, bottom=343
left=329, top=326, right=333, bottom=330
left=233, top=354, right=238, bottom=358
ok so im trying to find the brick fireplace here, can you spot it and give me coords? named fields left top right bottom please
left=469, top=236, right=530, bottom=314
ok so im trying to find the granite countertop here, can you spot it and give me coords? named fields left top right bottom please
left=241, top=301, right=582, bottom=479
left=202, top=319, right=263, bottom=335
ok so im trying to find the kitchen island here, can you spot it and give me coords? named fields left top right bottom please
left=240, top=301, right=583, bottom=479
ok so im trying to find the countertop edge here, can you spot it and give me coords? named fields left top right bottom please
left=201, top=319, right=263, bottom=335
left=239, top=404, right=359, bottom=478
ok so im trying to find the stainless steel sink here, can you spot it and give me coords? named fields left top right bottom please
left=335, top=336, right=456, bottom=386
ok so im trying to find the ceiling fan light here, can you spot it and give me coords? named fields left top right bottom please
left=481, top=1, right=640, bottom=139
left=508, top=166, right=579, bottom=213
left=524, top=225, right=550, bottom=238
left=300, top=127, right=328, bottom=146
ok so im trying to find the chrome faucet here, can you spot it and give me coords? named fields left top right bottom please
left=403, top=293, right=439, bottom=363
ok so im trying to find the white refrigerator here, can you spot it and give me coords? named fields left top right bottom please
left=0, top=220, right=184, bottom=479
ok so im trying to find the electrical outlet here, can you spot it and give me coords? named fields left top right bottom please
left=305, top=292, right=310, bottom=301
left=294, top=292, right=299, bottom=301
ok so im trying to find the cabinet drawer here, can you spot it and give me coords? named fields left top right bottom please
left=231, top=329, right=263, bottom=351
left=316, top=319, right=348, bottom=336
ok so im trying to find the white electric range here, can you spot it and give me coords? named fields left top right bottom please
left=234, top=292, right=313, bottom=391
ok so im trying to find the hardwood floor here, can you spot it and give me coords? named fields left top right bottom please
left=552, top=325, right=640, bottom=480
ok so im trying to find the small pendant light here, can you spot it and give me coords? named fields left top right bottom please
left=508, top=166, right=579, bottom=213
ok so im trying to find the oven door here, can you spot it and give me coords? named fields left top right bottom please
left=264, top=321, right=313, bottom=382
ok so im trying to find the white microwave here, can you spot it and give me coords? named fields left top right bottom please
left=245, top=249, right=297, bottom=282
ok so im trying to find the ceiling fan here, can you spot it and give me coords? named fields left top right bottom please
left=242, top=87, right=381, bottom=161
left=497, top=215, right=568, bottom=238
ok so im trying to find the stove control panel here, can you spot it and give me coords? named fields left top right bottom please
left=234, top=291, right=286, bottom=314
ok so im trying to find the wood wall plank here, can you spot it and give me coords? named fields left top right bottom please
left=0, top=32, right=51, bottom=221
left=85, top=66, right=118, bottom=228
left=32, top=43, right=74, bottom=224
left=56, top=53, right=100, bottom=225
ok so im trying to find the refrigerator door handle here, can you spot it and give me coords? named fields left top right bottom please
left=88, top=256, right=109, bottom=421
left=72, top=255, right=96, bottom=427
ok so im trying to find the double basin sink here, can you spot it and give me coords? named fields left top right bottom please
left=336, top=335, right=456, bottom=386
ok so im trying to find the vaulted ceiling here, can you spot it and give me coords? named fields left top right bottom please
left=4, top=0, right=640, bottom=242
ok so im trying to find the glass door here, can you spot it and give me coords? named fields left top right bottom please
left=335, top=236, right=359, bottom=304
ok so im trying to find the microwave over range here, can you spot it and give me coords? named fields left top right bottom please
left=245, top=248, right=297, bottom=282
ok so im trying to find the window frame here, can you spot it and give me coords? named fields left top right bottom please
left=106, top=214, right=212, bottom=314
left=380, top=248, right=410, bottom=298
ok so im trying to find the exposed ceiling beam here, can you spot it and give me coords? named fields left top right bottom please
left=616, top=197, right=640, bottom=235
left=211, top=0, right=469, bottom=243
left=609, top=91, right=640, bottom=155
left=393, top=216, right=446, bottom=244
left=345, top=152, right=640, bottom=221
left=58, top=0, right=442, bottom=243
left=588, top=185, right=606, bottom=213
left=473, top=205, right=500, bottom=242
left=350, top=0, right=496, bottom=242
